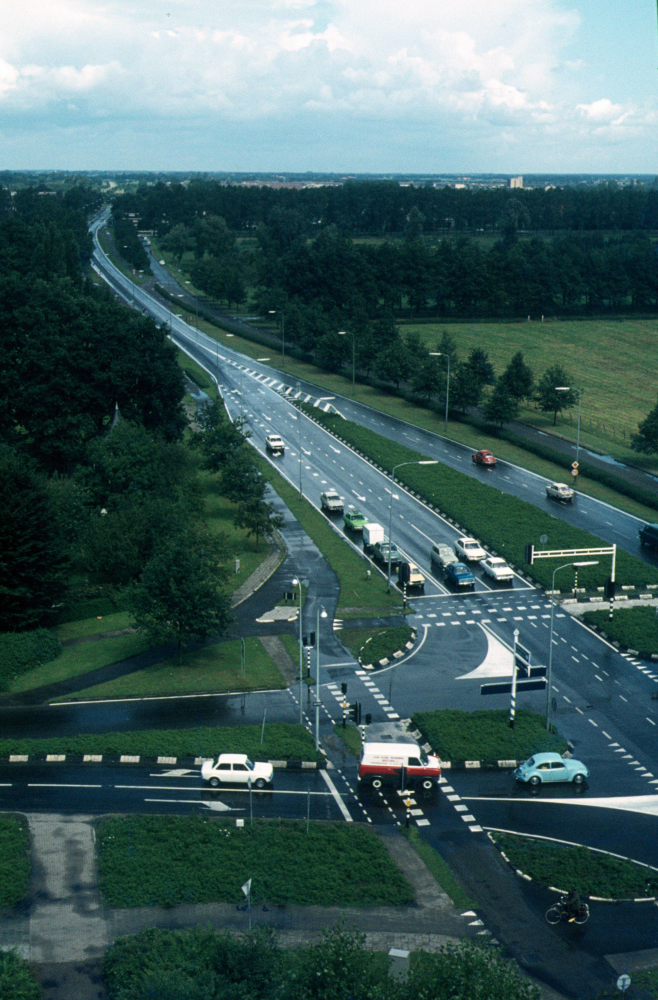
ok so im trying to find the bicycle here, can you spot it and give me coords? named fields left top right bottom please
left=545, top=897, right=590, bottom=925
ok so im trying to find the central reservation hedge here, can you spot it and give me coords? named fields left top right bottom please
left=413, top=709, right=567, bottom=762
left=582, top=606, right=658, bottom=659
left=303, top=406, right=658, bottom=594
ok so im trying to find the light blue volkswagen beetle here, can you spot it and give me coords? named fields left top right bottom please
left=514, top=751, right=589, bottom=786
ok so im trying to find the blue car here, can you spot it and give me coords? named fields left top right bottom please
left=444, top=561, right=475, bottom=590
left=514, top=751, right=589, bottom=786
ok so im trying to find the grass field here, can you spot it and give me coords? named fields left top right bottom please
left=9, top=632, right=150, bottom=695
left=55, top=612, right=133, bottom=643
left=401, top=318, right=658, bottom=461
left=55, top=637, right=286, bottom=701
left=96, top=816, right=414, bottom=908
left=337, top=625, right=413, bottom=665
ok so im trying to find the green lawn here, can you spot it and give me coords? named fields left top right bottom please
left=0, top=815, right=31, bottom=908
left=582, top=606, right=658, bottom=659
left=203, top=481, right=273, bottom=587
left=96, top=816, right=414, bottom=908
left=333, top=723, right=362, bottom=757
left=413, top=709, right=567, bottom=761
left=55, top=611, right=133, bottom=643
left=401, top=827, right=476, bottom=909
left=55, top=637, right=286, bottom=701
left=9, top=632, right=150, bottom=694
left=491, top=832, right=658, bottom=898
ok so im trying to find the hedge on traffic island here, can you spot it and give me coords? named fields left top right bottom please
left=0, top=723, right=323, bottom=763
left=301, top=405, right=658, bottom=594
left=97, top=816, right=414, bottom=909
left=412, top=709, right=567, bottom=764
left=582, top=606, right=658, bottom=660
left=490, top=832, right=658, bottom=900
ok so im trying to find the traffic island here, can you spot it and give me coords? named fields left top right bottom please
left=336, top=624, right=416, bottom=669
left=410, top=709, right=567, bottom=767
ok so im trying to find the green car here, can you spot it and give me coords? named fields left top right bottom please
left=343, top=510, right=368, bottom=531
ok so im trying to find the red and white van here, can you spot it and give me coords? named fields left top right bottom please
left=358, top=742, right=441, bottom=790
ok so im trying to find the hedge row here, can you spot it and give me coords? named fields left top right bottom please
left=0, top=815, right=31, bottom=909
left=0, top=951, right=40, bottom=1000
left=582, top=606, right=658, bottom=659
left=412, top=709, right=566, bottom=762
left=0, top=723, right=323, bottom=762
left=97, top=816, right=414, bottom=909
left=303, top=406, right=658, bottom=593
left=0, top=629, right=61, bottom=691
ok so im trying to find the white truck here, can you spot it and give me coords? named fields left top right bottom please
left=358, top=742, right=442, bottom=791
left=362, top=522, right=384, bottom=554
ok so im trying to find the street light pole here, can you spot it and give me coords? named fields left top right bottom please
left=431, top=353, right=450, bottom=434
left=387, top=460, right=438, bottom=592
left=269, top=309, right=285, bottom=368
left=547, top=560, right=598, bottom=731
left=315, top=605, right=328, bottom=749
left=292, top=577, right=306, bottom=724
left=338, top=330, right=355, bottom=396
left=296, top=383, right=303, bottom=498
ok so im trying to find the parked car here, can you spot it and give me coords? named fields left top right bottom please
left=373, top=539, right=400, bottom=567
left=265, top=434, right=285, bottom=456
left=455, top=537, right=487, bottom=562
left=546, top=482, right=574, bottom=502
left=444, top=561, right=476, bottom=590
left=480, top=556, right=514, bottom=583
left=514, top=752, right=589, bottom=787
left=201, top=754, right=274, bottom=789
left=320, top=490, right=344, bottom=514
left=431, top=543, right=458, bottom=574
left=343, top=510, right=368, bottom=531
left=472, top=449, right=497, bottom=466
left=398, top=561, right=425, bottom=591
left=639, top=523, right=658, bottom=550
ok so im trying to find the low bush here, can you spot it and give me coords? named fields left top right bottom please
left=582, top=606, right=658, bottom=659
left=0, top=815, right=31, bottom=908
left=0, top=951, right=41, bottom=1000
left=303, top=406, right=658, bottom=593
left=413, top=709, right=567, bottom=761
left=97, top=816, right=414, bottom=908
left=492, top=832, right=658, bottom=898
left=0, top=723, right=322, bottom=762
left=0, top=629, right=61, bottom=690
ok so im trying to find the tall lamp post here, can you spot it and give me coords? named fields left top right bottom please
left=296, top=383, right=303, bottom=498
left=338, top=330, right=355, bottom=396
left=315, top=605, right=328, bottom=749
left=556, top=386, right=583, bottom=486
left=546, top=560, right=598, bottom=731
left=292, top=577, right=307, bottom=724
left=269, top=309, right=285, bottom=368
left=387, top=460, right=438, bottom=591
left=430, top=352, right=450, bottom=434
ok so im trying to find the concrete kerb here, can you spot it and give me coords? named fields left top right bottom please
left=0, top=755, right=327, bottom=769
left=358, top=629, right=418, bottom=670
left=487, top=831, right=658, bottom=904
left=230, top=528, right=287, bottom=609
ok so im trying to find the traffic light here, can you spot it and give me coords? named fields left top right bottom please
left=524, top=543, right=534, bottom=565
left=303, top=631, right=316, bottom=648
left=604, top=578, right=616, bottom=600
left=350, top=702, right=361, bottom=724
left=398, top=561, right=410, bottom=584
left=341, top=682, right=348, bottom=695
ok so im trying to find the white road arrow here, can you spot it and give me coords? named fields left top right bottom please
left=352, top=491, right=366, bottom=502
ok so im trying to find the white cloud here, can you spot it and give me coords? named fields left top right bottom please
left=576, top=98, right=624, bottom=121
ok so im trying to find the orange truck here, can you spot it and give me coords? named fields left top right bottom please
left=358, top=742, right=441, bottom=791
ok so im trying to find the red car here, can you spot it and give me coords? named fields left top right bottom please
left=472, top=449, right=496, bottom=466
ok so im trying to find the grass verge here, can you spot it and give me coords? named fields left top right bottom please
left=55, top=612, right=133, bottom=643
left=0, top=722, right=322, bottom=761
left=303, top=406, right=658, bottom=594
left=8, top=632, right=150, bottom=695
left=413, top=709, right=567, bottom=761
left=401, top=826, right=477, bottom=909
left=96, top=816, right=414, bottom=908
left=333, top=723, right=362, bottom=757
left=0, top=815, right=30, bottom=908
left=490, top=832, right=658, bottom=898
left=338, top=625, right=413, bottom=665
left=55, top=637, right=286, bottom=701
left=582, top=607, right=658, bottom=659
left=252, top=452, right=403, bottom=615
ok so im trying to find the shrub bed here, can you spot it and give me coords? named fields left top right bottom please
left=491, top=832, right=658, bottom=898
left=412, top=709, right=567, bottom=762
left=582, top=606, right=658, bottom=659
left=97, top=816, right=414, bottom=908
left=302, top=406, right=658, bottom=593
left=0, top=723, right=322, bottom=762
left=0, top=951, right=41, bottom=1000
left=0, top=815, right=31, bottom=908
left=0, top=629, right=61, bottom=691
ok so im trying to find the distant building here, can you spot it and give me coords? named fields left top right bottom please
left=509, top=176, right=523, bottom=189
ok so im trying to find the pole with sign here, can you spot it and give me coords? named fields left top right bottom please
left=241, top=878, right=252, bottom=931
left=509, top=630, right=519, bottom=728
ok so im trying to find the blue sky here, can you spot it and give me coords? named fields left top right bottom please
left=0, top=0, right=655, bottom=173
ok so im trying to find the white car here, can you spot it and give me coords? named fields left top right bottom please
left=480, top=556, right=514, bottom=582
left=455, top=537, right=487, bottom=562
left=201, top=754, right=273, bottom=789
left=546, top=482, right=574, bottom=502
left=265, top=434, right=285, bottom=455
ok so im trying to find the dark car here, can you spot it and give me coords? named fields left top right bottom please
left=445, top=561, right=476, bottom=590
left=639, top=523, right=658, bottom=551
left=472, top=449, right=496, bottom=466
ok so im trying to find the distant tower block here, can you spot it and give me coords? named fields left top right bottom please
left=509, top=176, right=524, bottom=189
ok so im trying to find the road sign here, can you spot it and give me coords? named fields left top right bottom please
left=241, top=879, right=252, bottom=897
left=539, top=534, right=548, bottom=545
left=617, top=974, right=631, bottom=992
left=572, top=461, right=579, bottom=469
left=515, top=642, right=532, bottom=675
left=571, top=468, right=579, bottom=477
left=481, top=679, right=546, bottom=696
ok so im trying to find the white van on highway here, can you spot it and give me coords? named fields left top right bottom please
left=358, top=742, right=441, bottom=790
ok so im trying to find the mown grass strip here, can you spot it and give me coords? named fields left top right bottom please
left=401, top=826, right=477, bottom=909
left=0, top=723, right=322, bottom=762
left=332, top=723, right=362, bottom=757
left=413, top=709, right=566, bottom=762
left=303, top=406, right=658, bottom=593
left=491, top=832, right=658, bottom=898
left=97, top=816, right=414, bottom=908
left=582, top=606, right=658, bottom=659
left=0, top=815, right=31, bottom=909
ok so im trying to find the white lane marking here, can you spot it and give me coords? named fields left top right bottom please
left=28, top=783, right=102, bottom=788
left=320, top=768, right=353, bottom=822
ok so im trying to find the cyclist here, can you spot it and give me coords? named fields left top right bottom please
left=564, top=888, right=581, bottom=923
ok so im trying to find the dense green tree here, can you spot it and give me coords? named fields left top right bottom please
left=435, top=330, right=459, bottom=374
left=0, top=445, right=67, bottom=631
left=483, top=379, right=520, bottom=428
left=449, top=362, right=483, bottom=411
left=535, top=365, right=577, bottom=425
left=374, top=343, right=411, bottom=389
left=219, top=452, right=265, bottom=506
left=193, top=401, right=250, bottom=473
left=501, top=351, right=534, bottom=400
left=233, top=493, right=284, bottom=552
left=632, top=394, right=658, bottom=454
left=464, top=347, right=496, bottom=389
left=411, top=356, right=442, bottom=404
left=161, top=223, right=195, bottom=260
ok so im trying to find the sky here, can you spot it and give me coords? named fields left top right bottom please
left=0, top=0, right=656, bottom=173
